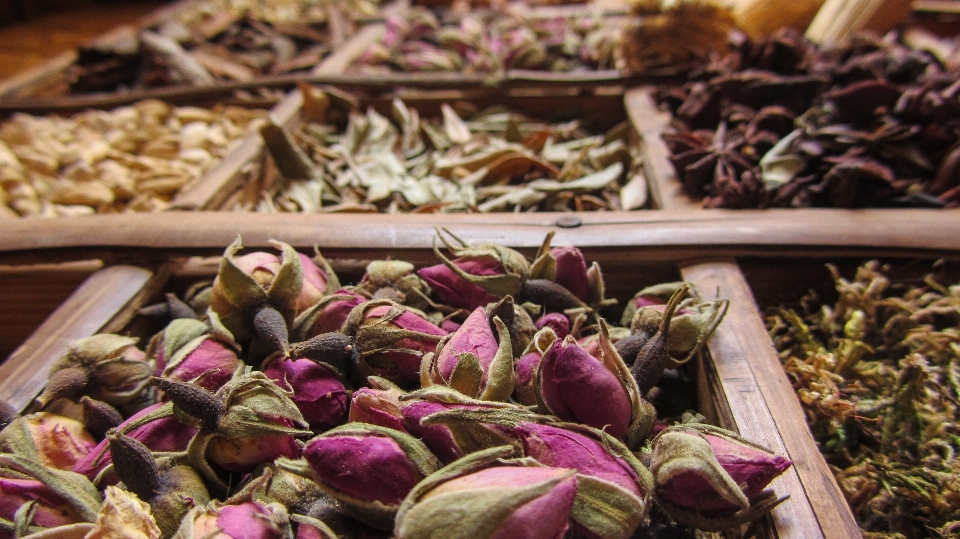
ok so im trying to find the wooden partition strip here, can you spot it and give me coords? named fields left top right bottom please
left=624, top=87, right=699, bottom=211
left=0, top=265, right=155, bottom=412
left=680, top=261, right=861, bottom=539
left=1, top=210, right=958, bottom=261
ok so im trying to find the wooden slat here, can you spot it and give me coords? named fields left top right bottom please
left=0, top=264, right=158, bottom=412
left=624, top=87, right=700, bottom=211
left=0, top=210, right=958, bottom=264
left=680, top=261, right=861, bottom=539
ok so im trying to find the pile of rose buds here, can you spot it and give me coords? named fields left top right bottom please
left=0, top=230, right=793, bottom=539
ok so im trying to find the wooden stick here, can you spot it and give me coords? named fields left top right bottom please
left=680, top=261, right=862, bottom=538
left=0, top=264, right=165, bottom=412
left=0, top=210, right=958, bottom=265
left=624, top=87, right=699, bottom=211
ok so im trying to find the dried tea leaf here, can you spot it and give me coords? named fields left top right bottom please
left=441, top=104, right=472, bottom=145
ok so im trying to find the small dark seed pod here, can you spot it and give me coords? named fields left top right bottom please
left=108, top=432, right=160, bottom=501
left=37, top=367, right=89, bottom=407
left=136, top=302, right=171, bottom=318
left=80, top=396, right=124, bottom=439
left=151, top=378, right=223, bottom=431
left=254, top=306, right=290, bottom=354
left=288, top=333, right=358, bottom=377
left=630, top=285, right=687, bottom=394
left=166, top=293, right=200, bottom=320
left=614, top=331, right=651, bottom=367
left=520, top=279, right=585, bottom=313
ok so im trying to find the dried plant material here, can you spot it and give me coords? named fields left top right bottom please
left=618, top=0, right=739, bottom=76
left=805, top=0, right=914, bottom=44
left=657, top=29, right=960, bottom=209
left=247, top=95, right=647, bottom=213
left=353, top=7, right=620, bottom=75
left=65, top=13, right=348, bottom=95
left=733, top=0, right=825, bottom=39
left=0, top=100, right=266, bottom=218
left=767, top=261, right=960, bottom=537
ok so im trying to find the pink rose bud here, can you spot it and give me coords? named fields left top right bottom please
left=0, top=477, right=87, bottom=532
left=417, top=230, right=530, bottom=310
left=302, top=289, right=366, bottom=337
left=208, top=238, right=310, bottom=345
left=417, top=259, right=501, bottom=310
left=176, top=501, right=290, bottom=539
left=73, top=402, right=197, bottom=484
left=550, top=245, right=590, bottom=301
left=0, top=412, right=96, bottom=470
left=538, top=335, right=632, bottom=438
left=428, top=308, right=514, bottom=401
left=304, top=424, right=440, bottom=529
left=399, top=400, right=467, bottom=464
left=157, top=330, right=241, bottom=393
left=38, top=334, right=154, bottom=407
left=348, top=387, right=406, bottom=432
left=265, top=357, right=349, bottom=431
left=298, top=253, right=331, bottom=314
left=513, top=351, right=542, bottom=406
left=395, top=460, right=578, bottom=539
left=650, top=424, right=791, bottom=531
left=344, top=302, right=447, bottom=386
left=535, top=312, right=570, bottom=339
left=515, top=422, right=644, bottom=498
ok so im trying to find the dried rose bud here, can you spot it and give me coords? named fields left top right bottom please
left=85, top=486, right=162, bottom=539
left=537, top=321, right=654, bottom=449
left=538, top=335, right=632, bottom=437
left=535, top=312, right=570, bottom=339
left=356, top=260, right=431, bottom=310
left=417, top=230, right=530, bottom=310
left=0, top=454, right=101, bottom=534
left=73, top=402, right=197, bottom=486
left=251, top=459, right=325, bottom=513
left=292, top=514, right=340, bottom=539
left=528, top=233, right=612, bottom=313
left=185, top=373, right=311, bottom=489
left=0, top=412, right=96, bottom=470
left=148, top=319, right=243, bottom=393
left=348, top=387, right=405, bottom=432
left=650, top=424, right=791, bottom=531
left=395, top=446, right=577, bottom=539
left=39, top=334, right=154, bottom=407
left=426, top=308, right=514, bottom=401
left=296, top=289, right=367, bottom=338
left=173, top=501, right=291, bottom=539
left=342, top=301, right=447, bottom=386
left=514, top=350, right=543, bottom=406
left=208, top=238, right=309, bottom=346
left=303, top=423, right=440, bottom=529
left=550, top=245, right=590, bottom=301
left=264, top=356, right=349, bottom=432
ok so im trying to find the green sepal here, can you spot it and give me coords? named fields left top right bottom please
left=312, top=245, right=341, bottom=295
left=657, top=490, right=788, bottom=533
left=528, top=231, right=557, bottom=281
left=650, top=428, right=749, bottom=511
left=479, top=316, right=515, bottom=402
left=570, top=474, right=647, bottom=539
left=217, top=236, right=270, bottom=312
left=596, top=319, right=655, bottom=449
left=266, top=240, right=305, bottom=316
left=216, top=372, right=311, bottom=438
left=145, top=318, right=208, bottom=369
left=448, top=353, right=483, bottom=398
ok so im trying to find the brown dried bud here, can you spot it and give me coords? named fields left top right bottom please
left=108, top=432, right=160, bottom=501
left=151, top=378, right=223, bottom=431
left=80, top=397, right=124, bottom=439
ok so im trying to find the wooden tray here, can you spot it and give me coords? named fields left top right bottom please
left=0, top=235, right=860, bottom=538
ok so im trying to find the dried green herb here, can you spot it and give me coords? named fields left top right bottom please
left=767, top=261, right=960, bottom=537
left=248, top=96, right=647, bottom=213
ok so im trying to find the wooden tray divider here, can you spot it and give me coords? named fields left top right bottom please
left=680, top=260, right=862, bottom=538
left=625, top=87, right=699, bottom=211
left=0, top=261, right=178, bottom=413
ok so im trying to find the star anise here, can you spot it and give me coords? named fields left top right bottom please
left=664, top=121, right=757, bottom=202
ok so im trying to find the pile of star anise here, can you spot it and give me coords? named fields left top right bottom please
left=656, top=29, right=960, bottom=209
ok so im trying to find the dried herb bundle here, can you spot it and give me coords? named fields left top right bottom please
left=658, top=29, right=960, bottom=209
left=68, top=16, right=345, bottom=95
left=0, top=100, right=266, bottom=218
left=247, top=94, right=648, bottom=213
left=353, top=6, right=619, bottom=74
left=768, top=261, right=960, bottom=537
